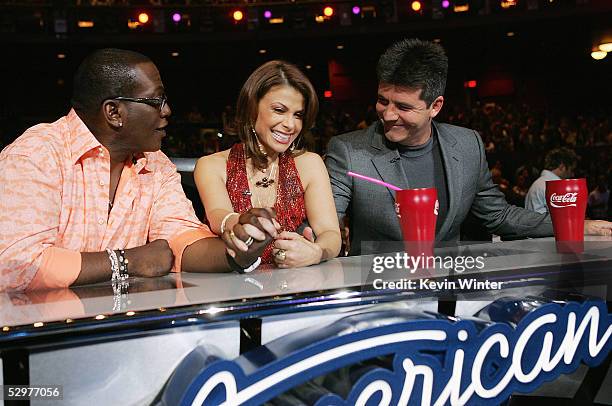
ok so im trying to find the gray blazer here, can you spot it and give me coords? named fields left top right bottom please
left=325, top=122, right=553, bottom=255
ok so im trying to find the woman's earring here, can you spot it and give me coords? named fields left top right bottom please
left=119, top=122, right=123, bottom=128
left=252, top=125, right=267, bottom=157
left=289, top=136, right=300, bottom=152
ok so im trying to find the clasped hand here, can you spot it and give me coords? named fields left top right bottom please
left=222, top=208, right=279, bottom=267
left=272, top=227, right=322, bottom=268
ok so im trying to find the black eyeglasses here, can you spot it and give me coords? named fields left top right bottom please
left=112, top=94, right=167, bottom=112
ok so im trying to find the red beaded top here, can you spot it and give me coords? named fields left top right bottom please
left=226, top=143, right=306, bottom=264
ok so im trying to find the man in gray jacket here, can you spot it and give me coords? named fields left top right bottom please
left=325, top=38, right=612, bottom=255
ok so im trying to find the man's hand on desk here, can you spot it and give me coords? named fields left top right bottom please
left=223, top=208, right=279, bottom=267
left=75, top=239, right=174, bottom=286
left=124, top=239, right=174, bottom=277
left=585, top=220, right=612, bottom=237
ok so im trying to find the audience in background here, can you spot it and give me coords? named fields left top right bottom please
left=100, top=100, right=612, bottom=222
left=589, top=175, right=610, bottom=220
left=2, top=99, right=610, bottom=221
left=525, top=147, right=578, bottom=214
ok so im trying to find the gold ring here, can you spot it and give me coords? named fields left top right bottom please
left=229, top=230, right=236, bottom=241
left=274, top=249, right=287, bottom=262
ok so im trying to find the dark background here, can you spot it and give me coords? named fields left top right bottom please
left=0, top=0, right=610, bottom=136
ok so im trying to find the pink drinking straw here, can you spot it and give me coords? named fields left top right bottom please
left=347, top=171, right=401, bottom=191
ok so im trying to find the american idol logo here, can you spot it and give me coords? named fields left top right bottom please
left=168, top=302, right=611, bottom=406
left=549, top=192, right=578, bottom=208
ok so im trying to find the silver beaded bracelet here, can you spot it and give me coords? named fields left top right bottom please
left=106, top=248, right=121, bottom=282
left=117, top=249, right=129, bottom=278
left=106, top=248, right=129, bottom=311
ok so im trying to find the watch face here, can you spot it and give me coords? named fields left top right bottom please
left=243, top=257, right=262, bottom=274
left=226, top=252, right=261, bottom=274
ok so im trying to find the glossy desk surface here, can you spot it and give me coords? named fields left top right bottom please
left=2, top=237, right=612, bottom=343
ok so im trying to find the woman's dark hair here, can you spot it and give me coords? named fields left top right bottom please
left=233, top=60, right=319, bottom=169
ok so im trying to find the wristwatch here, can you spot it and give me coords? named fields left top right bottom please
left=226, top=252, right=261, bottom=274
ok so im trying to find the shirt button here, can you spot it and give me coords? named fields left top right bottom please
left=99, top=180, right=105, bottom=186
left=98, top=218, right=105, bottom=225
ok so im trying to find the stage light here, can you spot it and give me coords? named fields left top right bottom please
left=77, top=20, right=94, bottom=28
left=259, top=49, right=267, bottom=54
left=336, top=44, right=344, bottom=50
left=500, top=0, right=516, bottom=8
left=411, top=1, right=422, bottom=11
left=599, top=43, right=612, bottom=52
left=172, top=13, right=181, bottom=23
left=591, top=50, right=607, bottom=60
left=441, top=0, right=450, bottom=8
left=264, top=10, right=272, bottom=19
left=233, top=10, right=244, bottom=22
left=57, top=53, right=66, bottom=59
left=506, top=31, right=515, bottom=37
left=352, top=6, right=361, bottom=14
left=138, top=13, right=150, bottom=24
left=305, top=65, right=312, bottom=69
left=270, top=17, right=284, bottom=24
left=324, top=90, right=333, bottom=98
left=323, top=6, right=334, bottom=17
left=454, top=3, right=469, bottom=12
left=465, top=80, right=477, bottom=88
left=171, top=51, right=179, bottom=57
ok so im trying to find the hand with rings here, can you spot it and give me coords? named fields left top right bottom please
left=274, top=248, right=287, bottom=263
left=273, top=226, right=322, bottom=268
left=222, top=208, right=281, bottom=267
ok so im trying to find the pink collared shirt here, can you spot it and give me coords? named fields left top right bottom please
left=0, top=109, right=214, bottom=291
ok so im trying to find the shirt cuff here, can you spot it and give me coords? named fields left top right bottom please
left=27, top=247, right=82, bottom=290
left=169, top=227, right=216, bottom=272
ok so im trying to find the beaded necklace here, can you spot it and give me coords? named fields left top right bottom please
left=248, top=161, right=278, bottom=208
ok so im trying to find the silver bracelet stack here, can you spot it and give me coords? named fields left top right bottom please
left=117, top=249, right=129, bottom=279
left=106, top=248, right=129, bottom=311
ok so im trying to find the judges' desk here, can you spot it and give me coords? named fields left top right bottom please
left=1, top=237, right=612, bottom=405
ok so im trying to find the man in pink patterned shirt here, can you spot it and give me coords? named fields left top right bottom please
left=0, top=49, right=274, bottom=291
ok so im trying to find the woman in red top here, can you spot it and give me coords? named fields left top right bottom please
left=194, top=61, right=340, bottom=268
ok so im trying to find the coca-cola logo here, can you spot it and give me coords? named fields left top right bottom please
left=549, top=192, right=578, bottom=208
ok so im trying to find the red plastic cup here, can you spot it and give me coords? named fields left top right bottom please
left=545, top=178, right=587, bottom=253
left=395, top=188, right=438, bottom=258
